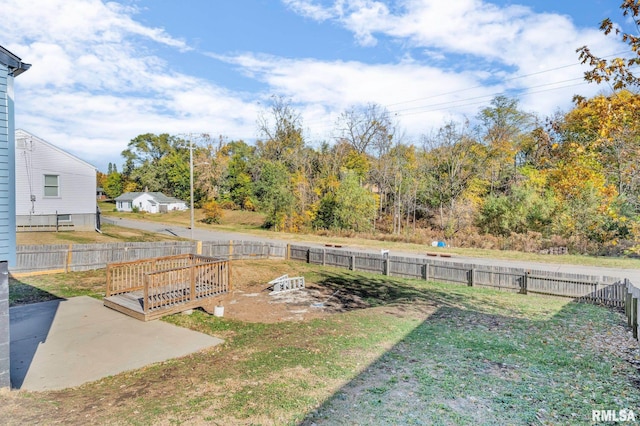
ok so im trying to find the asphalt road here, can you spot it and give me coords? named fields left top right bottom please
left=103, top=216, right=640, bottom=283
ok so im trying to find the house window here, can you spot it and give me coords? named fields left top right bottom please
left=44, top=174, right=59, bottom=197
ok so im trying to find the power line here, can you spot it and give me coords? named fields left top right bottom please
left=384, top=49, right=633, bottom=108
left=388, top=77, right=588, bottom=117
left=297, top=51, right=639, bottom=139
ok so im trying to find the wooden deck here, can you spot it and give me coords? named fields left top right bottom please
left=103, top=254, right=230, bottom=321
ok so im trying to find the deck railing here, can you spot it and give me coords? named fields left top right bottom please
left=143, top=259, right=230, bottom=313
left=106, top=254, right=221, bottom=297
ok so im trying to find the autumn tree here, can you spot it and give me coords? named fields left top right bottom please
left=256, top=96, right=305, bottom=171
left=420, top=120, right=487, bottom=236
left=561, top=91, right=640, bottom=211
left=546, top=92, right=639, bottom=250
left=334, top=103, right=394, bottom=155
left=193, top=134, right=227, bottom=203
left=577, top=0, right=640, bottom=89
left=476, top=96, right=536, bottom=195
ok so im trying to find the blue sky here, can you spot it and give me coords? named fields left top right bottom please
left=1, top=0, right=632, bottom=171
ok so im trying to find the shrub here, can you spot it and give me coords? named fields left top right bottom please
left=218, top=200, right=238, bottom=210
left=201, top=200, right=223, bottom=224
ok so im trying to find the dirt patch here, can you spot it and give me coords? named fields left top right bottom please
left=202, top=270, right=367, bottom=323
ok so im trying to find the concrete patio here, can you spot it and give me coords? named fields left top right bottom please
left=10, top=296, right=223, bottom=391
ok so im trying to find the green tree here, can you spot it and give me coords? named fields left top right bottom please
left=476, top=96, right=535, bottom=195
left=219, top=140, right=256, bottom=209
left=121, top=133, right=188, bottom=195
left=103, top=172, right=123, bottom=199
left=476, top=172, right=555, bottom=237
left=314, top=170, right=376, bottom=232
left=255, top=160, right=295, bottom=231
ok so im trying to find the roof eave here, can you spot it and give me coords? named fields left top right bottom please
left=0, top=46, right=31, bottom=77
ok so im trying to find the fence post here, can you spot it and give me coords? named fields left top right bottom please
left=423, top=263, right=430, bottom=281
left=306, top=249, right=310, bottom=264
left=520, top=272, right=529, bottom=295
left=196, top=241, right=202, bottom=255
left=65, top=244, right=73, bottom=273
left=322, top=248, right=326, bottom=266
left=229, top=240, right=234, bottom=260
left=631, top=286, right=636, bottom=331
left=106, top=264, right=112, bottom=297
left=143, top=274, right=149, bottom=313
left=286, top=244, right=290, bottom=260
left=350, top=255, right=355, bottom=271
left=634, top=296, right=638, bottom=339
left=190, top=264, right=196, bottom=302
left=626, top=280, right=632, bottom=327
left=384, top=258, right=390, bottom=276
left=468, top=268, right=474, bottom=287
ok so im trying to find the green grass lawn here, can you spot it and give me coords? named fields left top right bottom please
left=4, top=261, right=639, bottom=425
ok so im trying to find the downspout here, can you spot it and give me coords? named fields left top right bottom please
left=95, top=205, right=102, bottom=233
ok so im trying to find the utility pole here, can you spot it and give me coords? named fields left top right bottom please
left=189, top=136, right=194, bottom=240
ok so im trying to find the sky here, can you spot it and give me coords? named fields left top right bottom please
left=0, top=0, right=633, bottom=171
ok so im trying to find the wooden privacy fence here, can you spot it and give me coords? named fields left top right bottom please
left=625, top=281, right=640, bottom=341
left=13, top=240, right=285, bottom=274
left=12, top=239, right=640, bottom=339
left=12, top=239, right=635, bottom=311
left=104, top=254, right=230, bottom=321
left=289, top=245, right=628, bottom=307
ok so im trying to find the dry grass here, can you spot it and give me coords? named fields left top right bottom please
left=16, top=223, right=186, bottom=245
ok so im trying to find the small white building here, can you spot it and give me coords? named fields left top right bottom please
left=115, top=192, right=187, bottom=213
left=15, top=129, right=97, bottom=231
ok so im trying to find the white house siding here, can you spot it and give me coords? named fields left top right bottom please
left=116, top=192, right=187, bottom=213
left=15, top=130, right=96, bottom=231
left=116, top=200, right=133, bottom=211
left=134, top=193, right=157, bottom=213
left=167, top=201, right=187, bottom=211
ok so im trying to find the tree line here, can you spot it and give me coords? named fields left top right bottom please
left=97, top=2, right=640, bottom=255
left=97, top=90, right=640, bottom=255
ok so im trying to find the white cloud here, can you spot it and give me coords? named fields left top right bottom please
left=0, top=0, right=258, bottom=170
left=0, top=0, right=630, bottom=170
left=274, top=0, right=627, bottom=132
left=282, top=0, right=337, bottom=21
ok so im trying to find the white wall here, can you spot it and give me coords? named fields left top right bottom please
left=15, top=130, right=96, bottom=217
left=135, top=193, right=158, bottom=213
